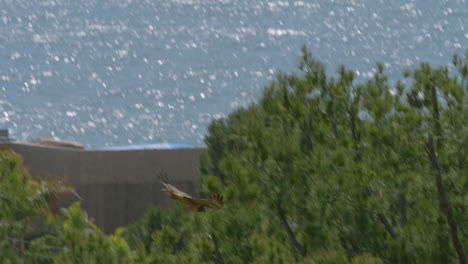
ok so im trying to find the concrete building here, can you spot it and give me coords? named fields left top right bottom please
left=1, top=130, right=204, bottom=233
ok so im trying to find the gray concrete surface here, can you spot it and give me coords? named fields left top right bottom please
left=7, top=141, right=204, bottom=233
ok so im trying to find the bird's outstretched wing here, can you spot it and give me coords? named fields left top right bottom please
left=157, top=173, right=224, bottom=212
left=158, top=173, right=193, bottom=199
left=188, top=194, right=224, bottom=210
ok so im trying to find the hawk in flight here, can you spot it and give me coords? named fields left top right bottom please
left=158, top=174, right=224, bottom=212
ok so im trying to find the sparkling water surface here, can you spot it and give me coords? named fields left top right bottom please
left=0, top=0, right=467, bottom=148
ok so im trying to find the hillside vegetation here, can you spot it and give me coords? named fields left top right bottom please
left=2, top=47, right=468, bottom=263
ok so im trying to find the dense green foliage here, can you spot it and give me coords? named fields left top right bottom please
left=0, top=150, right=134, bottom=263
left=1, top=48, right=468, bottom=263
left=196, top=47, right=468, bottom=263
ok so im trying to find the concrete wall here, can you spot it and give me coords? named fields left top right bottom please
left=8, top=142, right=205, bottom=233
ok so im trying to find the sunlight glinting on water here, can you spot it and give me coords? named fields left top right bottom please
left=0, top=0, right=466, bottom=147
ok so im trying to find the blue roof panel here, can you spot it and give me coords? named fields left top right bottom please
left=100, top=143, right=195, bottom=150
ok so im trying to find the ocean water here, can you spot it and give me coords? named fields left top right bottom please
left=0, top=0, right=466, bottom=148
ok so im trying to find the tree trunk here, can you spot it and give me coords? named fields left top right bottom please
left=428, top=80, right=467, bottom=264
left=426, top=135, right=467, bottom=264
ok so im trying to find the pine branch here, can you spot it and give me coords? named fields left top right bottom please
left=210, top=233, right=224, bottom=264
left=276, top=203, right=307, bottom=258
left=377, top=213, right=398, bottom=239
left=398, top=191, right=407, bottom=227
